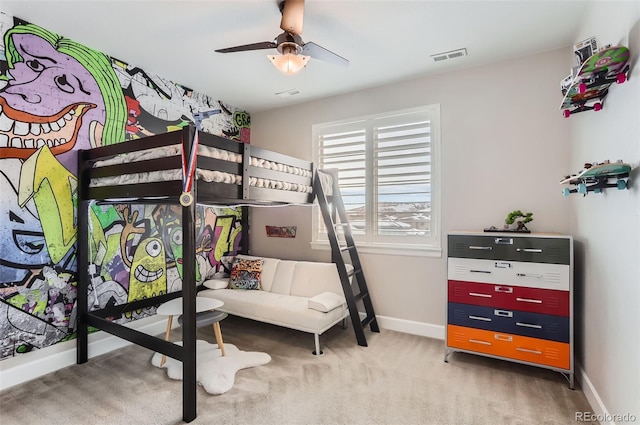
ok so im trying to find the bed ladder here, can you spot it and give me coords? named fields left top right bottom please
left=314, top=169, right=379, bottom=347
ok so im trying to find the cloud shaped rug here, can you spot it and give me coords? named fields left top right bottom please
left=151, top=340, right=271, bottom=395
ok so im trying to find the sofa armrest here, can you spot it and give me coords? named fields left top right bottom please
left=308, top=292, right=346, bottom=313
left=203, top=278, right=229, bottom=290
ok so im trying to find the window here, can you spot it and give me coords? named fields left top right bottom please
left=312, top=105, right=441, bottom=257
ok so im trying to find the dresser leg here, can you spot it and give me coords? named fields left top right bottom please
left=569, top=372, right=575, bottom=390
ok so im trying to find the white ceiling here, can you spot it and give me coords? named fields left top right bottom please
left=2, top=1, right=589, bottom=113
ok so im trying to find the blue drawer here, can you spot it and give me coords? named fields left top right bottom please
left=447, top=302, right=569, bottom=343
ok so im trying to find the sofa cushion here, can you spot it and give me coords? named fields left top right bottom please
left=236, top=255, right=280, bottom=292
left=228, top=258, right=263, bottom=290
left=269, top=260, right=297, bottom=295
left=289, top=262, right=344, bottom=298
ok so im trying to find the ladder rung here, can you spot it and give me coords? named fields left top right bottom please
left=340, top=245, right=356, bottom=252
left=353, top=291, right=369, bottom=303
left=347, top=268, right=362, bottom=278
left=361, top=314, right=376, bottom=328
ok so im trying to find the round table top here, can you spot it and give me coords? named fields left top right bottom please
left=156, top=296, right=223, bottom=316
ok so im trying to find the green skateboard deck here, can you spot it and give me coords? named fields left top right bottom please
left=560, top=46, right=630, bottom=117
left=560, top=161, right=631, bottom=196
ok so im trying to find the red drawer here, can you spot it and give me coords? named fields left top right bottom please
left=448, top=280, right=569, bottom=316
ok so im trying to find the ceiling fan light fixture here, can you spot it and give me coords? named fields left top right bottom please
left=268, top=53, right=309, bottom=75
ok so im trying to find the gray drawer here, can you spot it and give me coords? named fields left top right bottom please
left=448, top=234, right=571, bottom=265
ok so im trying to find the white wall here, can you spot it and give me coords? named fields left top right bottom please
left=569, top=2, right=640, bottom=423
left=250, top=48, right=572, bottom=336
left=0, top=316, right=168, bottom=390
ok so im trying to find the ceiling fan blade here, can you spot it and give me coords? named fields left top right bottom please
left=280, top=0, right=304, bottom=35
left=302, top=42, right=349, bottom=67
left=215, top=41, right=277, bottom=53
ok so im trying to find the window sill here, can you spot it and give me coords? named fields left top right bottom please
left=310, top=241, right=442, bottom=258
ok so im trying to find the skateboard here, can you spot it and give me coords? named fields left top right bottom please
left=560, top=46, right=630, bottom=117
left=560, top=161, right=631, bottom=196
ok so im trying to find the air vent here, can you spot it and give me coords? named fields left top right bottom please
left=430, top=48, right=467, bottom=62
left=275, top=88, right=300, bottom=98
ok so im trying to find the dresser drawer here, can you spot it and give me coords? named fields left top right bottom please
left=448, top=280, right=569, bottom=316
left=447, top=325, right=570, bottom=369
left=448, top=234, right=571, bottom=265
left=448, top=257, right=570, bottom=291
left=448, top=302, right=569, bottom=342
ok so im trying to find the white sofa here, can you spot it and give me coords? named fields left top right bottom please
left=199, top=255, right=349, bottom=355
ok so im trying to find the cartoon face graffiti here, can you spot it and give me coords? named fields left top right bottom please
left=127, top=237, right=167, bottom=309
left=0, top=162, right=51, bottom=287
left=1, top=25, right=126, bottom=171
left=128, top=238, right=167, bottom=301
left=168, top=226, right=201, bottom=281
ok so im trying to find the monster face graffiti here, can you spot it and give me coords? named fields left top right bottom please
left=1, top=25, right=126, bottom=171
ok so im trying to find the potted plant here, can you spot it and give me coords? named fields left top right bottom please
left=504, top=210, right=533, bottom=232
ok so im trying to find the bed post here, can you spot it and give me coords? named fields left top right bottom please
left=240, top=206, right=249, bottom=255
left=182, top=125, right=197, bottom=422
left=77, top=149, right=89, bottom=364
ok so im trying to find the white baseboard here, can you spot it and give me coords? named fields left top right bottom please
left=0, top=315, right=168, bottom=391
left=375, top=314, right=445, bottom=340
left=577, top=363, right=615, bottom=424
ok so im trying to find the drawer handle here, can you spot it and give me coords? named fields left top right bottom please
left=516, top=273, right=543, bottom=279
left=494, top=286, right=513, bottom=293
left=469, top=292, right=492, bottom=298
left=517, top=248, right=543, bottom=253
left=470, top=270, right=492, bottom=274
left=516, top=322, right=542, bottom=329
left=494, top=262, right=512, bottom=269
left=494, top=334, right=513, bottom=342
left=494, top=309, right=513, bottom=317
left=516, top=347, right=542, bottom=355
left=469, top=246, right=492, bottom=250
left=469, top=339, right=492, bottom=346
left=469, top=315, right=492, bottom=322
left=516, top=297, right=543, bottom=304
left=495, top=238, right=513, bottom=245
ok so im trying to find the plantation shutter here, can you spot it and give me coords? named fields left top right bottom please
left=372, top=112, right=432, bottom=237
left=314, top=105, right=438, bottom=251
left=317, top=122, right=367, bottom=236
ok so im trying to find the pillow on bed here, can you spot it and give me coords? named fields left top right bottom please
left=228, top=258, right=264, bottom=290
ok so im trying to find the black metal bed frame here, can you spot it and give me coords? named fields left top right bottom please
left=76, top=125, right=313, bottom=422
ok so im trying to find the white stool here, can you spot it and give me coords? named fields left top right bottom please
left=157, top=297, right=224, bottom=366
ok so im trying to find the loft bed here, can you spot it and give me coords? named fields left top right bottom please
left=76, top=125, right=315, bottom=422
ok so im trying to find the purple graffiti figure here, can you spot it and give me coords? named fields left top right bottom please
left=1, top=25, right=126, bottom=171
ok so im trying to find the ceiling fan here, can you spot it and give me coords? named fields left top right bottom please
left=215, top=0, right=349, bottom=75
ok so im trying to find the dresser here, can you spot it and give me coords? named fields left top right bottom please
left=445, top=231, right=574, bottom=388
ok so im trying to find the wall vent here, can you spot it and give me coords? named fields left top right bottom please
left=430, top=48, right=467, bottom=62
left=275, top=88, right=300, bottom=98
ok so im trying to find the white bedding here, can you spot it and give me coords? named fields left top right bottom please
left=89, top=144, right=314, bottom=193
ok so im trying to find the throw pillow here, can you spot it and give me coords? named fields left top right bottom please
left=308, top=291, right=346, bottom=312
left=228, top=258, right=263, bottom=290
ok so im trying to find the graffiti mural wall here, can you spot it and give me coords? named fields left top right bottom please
left=0, top=13, right=250, bottom=360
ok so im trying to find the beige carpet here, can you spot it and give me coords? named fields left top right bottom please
left=1, top=316, right=597, bottom=425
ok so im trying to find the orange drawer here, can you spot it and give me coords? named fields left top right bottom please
left=447, top=325, right=570, bottom=369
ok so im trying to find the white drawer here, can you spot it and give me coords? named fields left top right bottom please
left=448, top=257, right=570, bottom=291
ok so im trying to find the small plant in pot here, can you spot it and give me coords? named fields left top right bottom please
left=504, top=210, right=533, bottom=232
